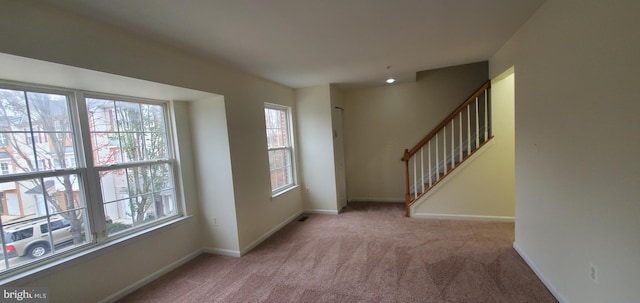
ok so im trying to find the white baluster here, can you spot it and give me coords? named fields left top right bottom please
left=459, top=112, right=463, bottom=162
left=451, top=119, right=455, bottom=169
left=420, top=147, right=425, bottom=194
left=475, top=97, right=480, bottom=149
left=435, top=133, right=439, bottom=181
left=484, top=90, right=489, bottom=141
left=467, top=106, right=471, bottom=156
left=428, top=141, right=432, bottom=187
left=443, top=126, right=447, bottom=172
left=413, top=156, right=417, bottom=199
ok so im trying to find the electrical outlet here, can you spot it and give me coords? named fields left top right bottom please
left=212, top=217, right=217, bottom=226
left=589, top=262, right=598, bottom=284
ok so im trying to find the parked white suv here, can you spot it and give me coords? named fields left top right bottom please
left=2, top=217, right=74, bottom=259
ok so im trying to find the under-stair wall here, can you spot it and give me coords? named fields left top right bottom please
left=410, top=69, right=515, bottom=219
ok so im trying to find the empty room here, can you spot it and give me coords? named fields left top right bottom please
left=0, top=1, right=637, bottom=302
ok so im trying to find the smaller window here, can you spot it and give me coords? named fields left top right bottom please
left=0, top=162, right=8, bottom=175
left=264, top=104, right=295, bottom=194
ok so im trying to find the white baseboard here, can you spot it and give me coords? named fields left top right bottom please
left=412, top=212, right=514, bottom=222
left=304, top=209, right=339, bottom=215
left=100, top=249, right=203, bottom=303
left=239, top=209, right=304, bottom=256
left=513, top=242, right=566, bottom=303
left=203, top=247, right=241, bottom=257
left=348, top=197, right=404, bottom=203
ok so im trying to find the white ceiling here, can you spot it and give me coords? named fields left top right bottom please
left=43, top=0, right=544, bottom=88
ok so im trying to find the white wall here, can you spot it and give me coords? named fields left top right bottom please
left=0, top=1, right=304, bottom=301
left=343, top=62, right=488, bottom=202
left=295, top=85, right=339, bottom=213
left=490, top=1, right=640, bottom=302
left=413, top=68, right=514, bottom=219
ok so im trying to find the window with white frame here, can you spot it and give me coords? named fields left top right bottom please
left=0, top=83, right=179, bottom=275
left=86, top=96, right=176, bottom=234
left=264, top=104, right=295, bottom=194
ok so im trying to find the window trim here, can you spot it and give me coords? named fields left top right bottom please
left=0, top=80, right=184, bottom=278
left=264, top=103, right=296, bottom=196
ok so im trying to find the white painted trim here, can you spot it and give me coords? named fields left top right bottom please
left=410, top=140, right=494, bottom=215
left=100, top=249, right=203, bottom=303
left=513, top=242, right=566, bottom=303
left=412, top=212, right=514, bottom=222
left=203, top=247, right=241, bottom=258
left=348, top=197, right=404, bottom=203
left=304, top=209, right=339, bottom=215
left=239, top=210, right=304, bottom=256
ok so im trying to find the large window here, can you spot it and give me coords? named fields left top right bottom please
left=0, top=83, right=178, bottom=275
left=264, top=104, right=295, bottom=194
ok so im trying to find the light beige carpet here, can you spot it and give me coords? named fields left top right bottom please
left=119, top=202, right=557, bottom=302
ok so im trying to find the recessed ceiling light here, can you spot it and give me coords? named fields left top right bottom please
left=385, top=65, right=395, bottom=84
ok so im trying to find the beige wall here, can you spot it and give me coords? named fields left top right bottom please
left=190, top=97, right=240, bottom=253
left=490, top=0, right=640, bottom=302
left=295, top=85, right=339, bottom=213
left=343, top=62, right=488, bottom=202
left=0, top=1, right=303, bottom=301
left=413, top=68, right=514, bottom=219
left=330, top=85, right=348, bottom=210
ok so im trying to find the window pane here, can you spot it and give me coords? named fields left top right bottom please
left=268, top=148, right=292, bottom=191
left=88, top=98, right=168, bottom=165
left=264, top=108, right=289, bottom=148
left=0, top=177, right=89, bottom=272
left=87, top=99, right=121, bottom=165
left=154, top=190, right=175, bottom=219
left=104, top=201, right=133, bottom=236
left=100, top=163, right=176, bottom=234
left=0, top=89, right=75, bottom=173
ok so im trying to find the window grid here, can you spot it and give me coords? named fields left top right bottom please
left=264, top=104, right=295, bottom=194
left=0, top=82, right=180, bottom=275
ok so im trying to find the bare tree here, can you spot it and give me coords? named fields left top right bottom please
left=0, top=90, right=84, bottom=244
left=91, top=100, right=168, bottom=225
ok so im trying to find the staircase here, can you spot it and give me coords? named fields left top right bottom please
left=402, top=81, right=492, bottom=217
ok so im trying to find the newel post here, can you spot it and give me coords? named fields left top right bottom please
left=403, top=149, right=411, bottom=217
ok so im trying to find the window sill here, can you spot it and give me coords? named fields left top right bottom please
left=271, top=185, right=300, bottom=199
left=0, top=215, right=193, bottom=285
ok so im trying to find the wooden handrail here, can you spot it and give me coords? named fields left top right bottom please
left=401, top=80, right=490, bottom=162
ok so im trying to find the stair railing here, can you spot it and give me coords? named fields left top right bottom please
left=402, top=81, right=492, bottom=217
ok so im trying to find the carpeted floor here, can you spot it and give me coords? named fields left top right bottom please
left=119, top=202, right=557, bottom=303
